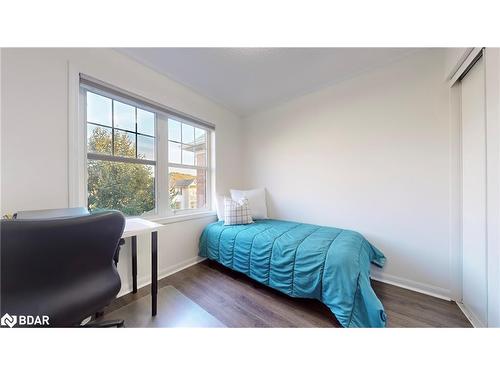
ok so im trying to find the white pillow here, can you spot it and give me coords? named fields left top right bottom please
left=230, top=188, right=268, bottom=219
left=215, top=195, right=225, bottom=221
left=224, top=197, right=253, bottom=225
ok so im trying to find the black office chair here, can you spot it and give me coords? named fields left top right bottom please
left=13, top=207, right=124, bottom=266
left=1, top=210, right=126, bottom=327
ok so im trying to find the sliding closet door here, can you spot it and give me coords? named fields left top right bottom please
left=461, top=56, right=487, bottom=326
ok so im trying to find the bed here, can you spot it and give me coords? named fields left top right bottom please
left=198, top=219, right=387, bottom=328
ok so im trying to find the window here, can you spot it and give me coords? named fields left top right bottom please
left=167, top=118, right=208, bottom=211
left=81, top=82, right=212, bottom=218
left=86, top=91, right=156, bottom=216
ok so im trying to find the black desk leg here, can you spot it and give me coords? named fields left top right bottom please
left=131, top=236, right=137, bottom=294
left=151, top=231, right=158, bottom=316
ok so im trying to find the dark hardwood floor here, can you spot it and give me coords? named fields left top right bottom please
left=105, top=260, right=472, bottom=328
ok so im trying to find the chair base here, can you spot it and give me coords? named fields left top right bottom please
left=84, top=319, right=124, bottom=328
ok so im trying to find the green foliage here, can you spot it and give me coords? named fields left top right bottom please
left=169, top=184, right=180, bottom=210
left=87, top=127, right=155, bottom=216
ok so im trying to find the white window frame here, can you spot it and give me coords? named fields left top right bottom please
left=68, top=67, right=215, bottom=221
left=164, top=113, right=212, bottom=216
left=81, top=85, right=160, bottom=218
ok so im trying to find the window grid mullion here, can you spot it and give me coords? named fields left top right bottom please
left=87, top=121, right=113, bottom=129
left=135, top=107, right=138, bottom=159
left=167, top=162, right=207, bottom=171
left=157, top=114, right=170, bottom=217
left=87, top=153, right=156, bottom=166
left=111, top=99, right=115, bottom=156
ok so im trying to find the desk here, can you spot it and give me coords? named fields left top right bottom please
left=122, top=218, right=162, bottom=316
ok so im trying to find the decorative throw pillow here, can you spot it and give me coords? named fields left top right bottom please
left=230, top=188, right=268, bottom=219
left=224, top=197, right=254, bottom=225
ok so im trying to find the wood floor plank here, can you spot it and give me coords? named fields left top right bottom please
left=105, top=260, right=472, bottom=328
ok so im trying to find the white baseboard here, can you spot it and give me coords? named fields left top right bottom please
left=456, top=302, right=485, bottom=328
left=371, top=269, right=451, bottom=301
left=372, top=271, right=478, bottom=327
left=117, top=256, right=205, bottom=297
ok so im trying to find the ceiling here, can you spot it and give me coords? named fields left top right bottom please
left=118, top=48, right=421, bottom=117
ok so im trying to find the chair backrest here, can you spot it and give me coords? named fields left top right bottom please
left=14, top=207, right=89, bottom=220
left=1, top=210, right=125, bottom=327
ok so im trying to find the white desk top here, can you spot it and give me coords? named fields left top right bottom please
left=122, top=218, right=162, bottom=239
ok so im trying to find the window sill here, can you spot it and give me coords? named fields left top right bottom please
left=151, top=211, right=217, bottom=225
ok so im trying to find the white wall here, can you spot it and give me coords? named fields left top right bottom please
left=1, top=48, right=244, bottom=295
left=242, top=49, right=453, bottom=298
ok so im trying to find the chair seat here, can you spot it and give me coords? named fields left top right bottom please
left=3, top=270, right=121, bottom=327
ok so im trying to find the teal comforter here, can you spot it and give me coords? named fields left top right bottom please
left=199, top=219, right=387, bottom=328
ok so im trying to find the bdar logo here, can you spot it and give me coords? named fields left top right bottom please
left=1, top=313, right=17, bottom=328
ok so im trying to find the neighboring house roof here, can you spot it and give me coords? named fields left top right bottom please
left=174, top=178, right=195, bottom=188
